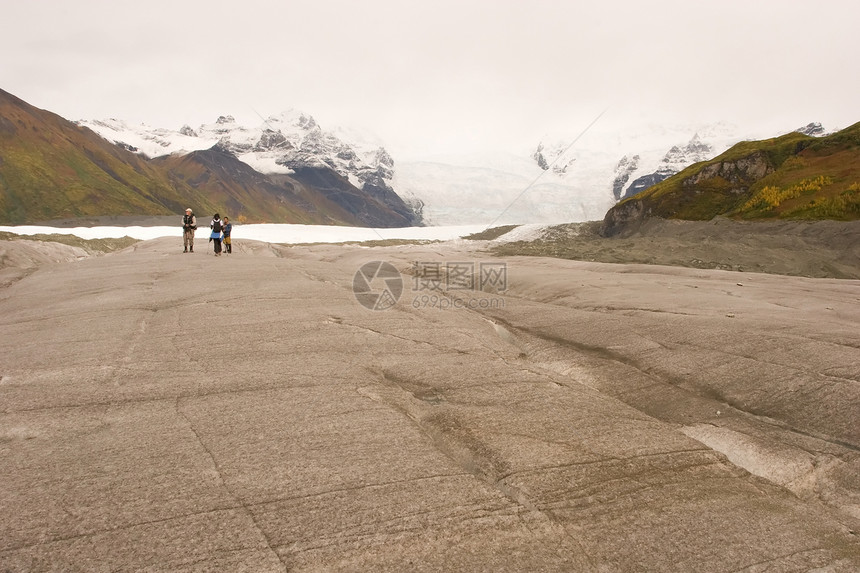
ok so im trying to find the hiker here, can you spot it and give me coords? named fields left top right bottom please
left=209, top=213, right=223, bottom=256
left=222, top=216, right=233, bottom=254
left=182, top=208, right=197, bottom=253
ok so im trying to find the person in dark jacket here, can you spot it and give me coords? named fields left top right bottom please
left=222, top=216, right=233, bottom=254
left=182, top=208, right=197, bottom=253
left=209, top=213, right=223, bottom=256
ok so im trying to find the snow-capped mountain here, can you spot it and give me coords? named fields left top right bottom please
left=193, top=112, right=396, bottom=192
left=532, top=142, right=577, bottom=175
left=77, top=111, right=410, bottom=214
left=611, top=154, right=640, bottom=200
left=76, top=111, right=421, bottom=226
left=795, top=122, right=826, bottom=137
left=77, top=111, right=829, bottom=228
left=77, top=117, right=219, bottom=158
left=614, top=134, right=714, bottom=200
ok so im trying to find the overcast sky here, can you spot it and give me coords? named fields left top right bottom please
left=3, top=0, right=858, bottom=156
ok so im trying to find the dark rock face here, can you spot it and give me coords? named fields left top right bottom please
left=599, top=196, right=648, bottom=237
left=287, top=166, right=418, bottom=227
left=533, top=144, right=550, bottom=171
left=624, top=169, right=673, bottom=199
left=256, top=130, right=288, bottom=151
left=682, top=151, right=773, bottom=192
left=117, top=142, right=139, bottom=153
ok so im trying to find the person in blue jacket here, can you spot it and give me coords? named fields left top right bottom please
left=209, top=213, right=223, bottom=256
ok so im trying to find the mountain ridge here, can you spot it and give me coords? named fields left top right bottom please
left=76, top=111, right=414, bottom=210
left=5, top=85, right=853, bottom=229
left=0, top=88, right=419, bottom=227
left=600, top=122, right=860, bottom=236
left=0, top=88, right=213, bottom=224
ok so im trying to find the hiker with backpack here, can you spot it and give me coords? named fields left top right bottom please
left=209, top=213, right=224, bottom=256
left=182, top=208, right=197, bottom=253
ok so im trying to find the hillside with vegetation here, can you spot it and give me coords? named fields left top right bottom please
left=601, top=122, right=860, bottom=236
left=0, top=88, right=419, bottom=227
left=0, top=88, right=218, bottom=224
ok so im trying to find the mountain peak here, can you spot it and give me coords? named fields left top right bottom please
left=263, top=110, right=319, bottom=132
left=796, top=122, right=826, bottom=137
left=531, top=140, right=576, bottom=176
left=616, top=132, right=719, bottom=200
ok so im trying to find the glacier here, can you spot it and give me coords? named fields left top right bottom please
left=77, top=113, right=821, bottom=227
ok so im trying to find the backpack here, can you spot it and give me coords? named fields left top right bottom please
left=212, top=219, right=222, bottom=233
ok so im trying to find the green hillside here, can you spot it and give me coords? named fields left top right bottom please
left=0, top=89, right=220, bottom=224
left=0, top=88, right=418, bottom=227
left=601, top=122, right=860, bottom=235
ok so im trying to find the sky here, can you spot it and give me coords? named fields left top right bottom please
left=3, top=0, right=859, bottom=157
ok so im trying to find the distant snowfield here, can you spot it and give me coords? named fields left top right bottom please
left=393, top=153, right=616, bottom=226
left=0, top=223, right=498, bottom=244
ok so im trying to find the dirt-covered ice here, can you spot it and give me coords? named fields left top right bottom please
left=1, top=234, right=858, bottom=571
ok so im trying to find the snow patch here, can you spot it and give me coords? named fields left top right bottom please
left=489, top=224, right=552, bottom=243
left=236, top=152, right=295, bottom=174
left=0, top=224, right=487, bottom=244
